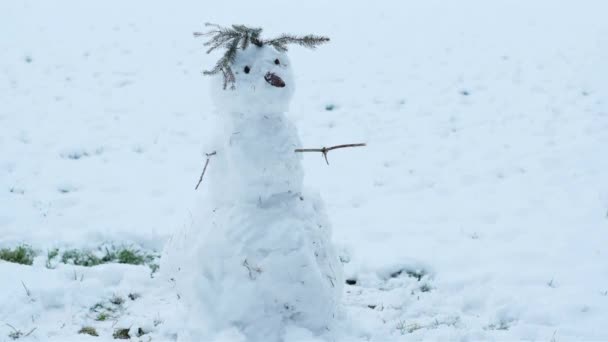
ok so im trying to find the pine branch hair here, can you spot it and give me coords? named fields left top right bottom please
left=194, top=23, right=330, bottom=89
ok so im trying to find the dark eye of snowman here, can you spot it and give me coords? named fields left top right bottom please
left=244, top=66, right=250, bottom=74
left=274, top=59, right=280, bottom=65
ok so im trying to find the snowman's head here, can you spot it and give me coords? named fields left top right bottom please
left=210, top=45, right=295, bottom=114
left=196, top=24, right=329, bottom=114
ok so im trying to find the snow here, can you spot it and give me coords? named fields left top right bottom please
left=161, top=44, right=343, bottom=341
left=1, top=0, right=607, bottom=341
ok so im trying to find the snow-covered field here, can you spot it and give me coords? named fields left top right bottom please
left=1, top=0, right=607, bottom=341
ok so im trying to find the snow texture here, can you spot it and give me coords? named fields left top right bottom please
left=1, top=0, right=607, bottom=341
left=161, top=45, right=343, bottom=341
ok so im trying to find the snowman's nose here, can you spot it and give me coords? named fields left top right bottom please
left=264, top=72, right=285, bottom=88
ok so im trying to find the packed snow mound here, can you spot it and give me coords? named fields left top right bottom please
left=164, top=188, right=343, bottom=341
left=162, top=44, right=343, bottom=341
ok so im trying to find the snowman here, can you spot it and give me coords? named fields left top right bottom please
left=162, top=24, right=344, bottom=341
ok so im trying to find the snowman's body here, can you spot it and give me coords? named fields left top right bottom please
left=163, top=45, right=343, bottom=341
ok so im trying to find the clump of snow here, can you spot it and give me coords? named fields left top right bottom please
left=162, top=45, right=343, bottom=341
left=1, top=1, right=607, bottom=341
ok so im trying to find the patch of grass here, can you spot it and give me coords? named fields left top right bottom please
left=389, top=268, right=427, bottom=281
left=91, top=302, right=106, bottom=312
left=90, top=294, right=126, bottom=322
left=60, top=245, right=159, bottom=273
left=429, top=317, right=460, bottom=329
left=405, top=269, right=427, bottom=281
left=117, top=248, right=158, bottom=274
left=117, top=246, right=160, bottom=274
left=8, top=331, right=21, bottom=340
left=2, top=243, right=160, bottom=274
left=78, top=326, right=99, bottom=337
left=396, top=317, right=459, bottom=335
left=61, top=247, right=125, bottom=267
left=0, top=245, right=36, bottom=265
left=90, top=302, right=105, bottom=312
left=486, top=320, right=511, bottom=331
left=61, top=249, right=104, bottom=267
left=91, top=303, right=115, bottom=313
left=117, top=249, right=145, bottom=265
left=113, top=328, right=130, bottom=339
left=46, top=248, right=60, bottom=268
left=90, top=301, right=118, bottom=315
left=396, top=320, right=422, bottom=335
left=95, top=312, right=109, bottom=321
left=109, top=295, right=125, bottom=306
left=5, top=324, right=36, bottom=340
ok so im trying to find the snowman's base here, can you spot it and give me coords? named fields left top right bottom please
left=162, top=189, right=343, bottom=341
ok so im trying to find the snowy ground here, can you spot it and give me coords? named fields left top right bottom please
left=1, top=0, right=607, bottom=341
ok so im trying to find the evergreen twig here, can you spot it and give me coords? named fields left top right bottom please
left=264, top=34, right=330, bottom=52
left=194, top=23, right=329, bottom=89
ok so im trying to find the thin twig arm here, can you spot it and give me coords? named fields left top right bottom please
left=195, top=151, right=217, bottom=190
left=294, top=143, right=366, bottom=165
